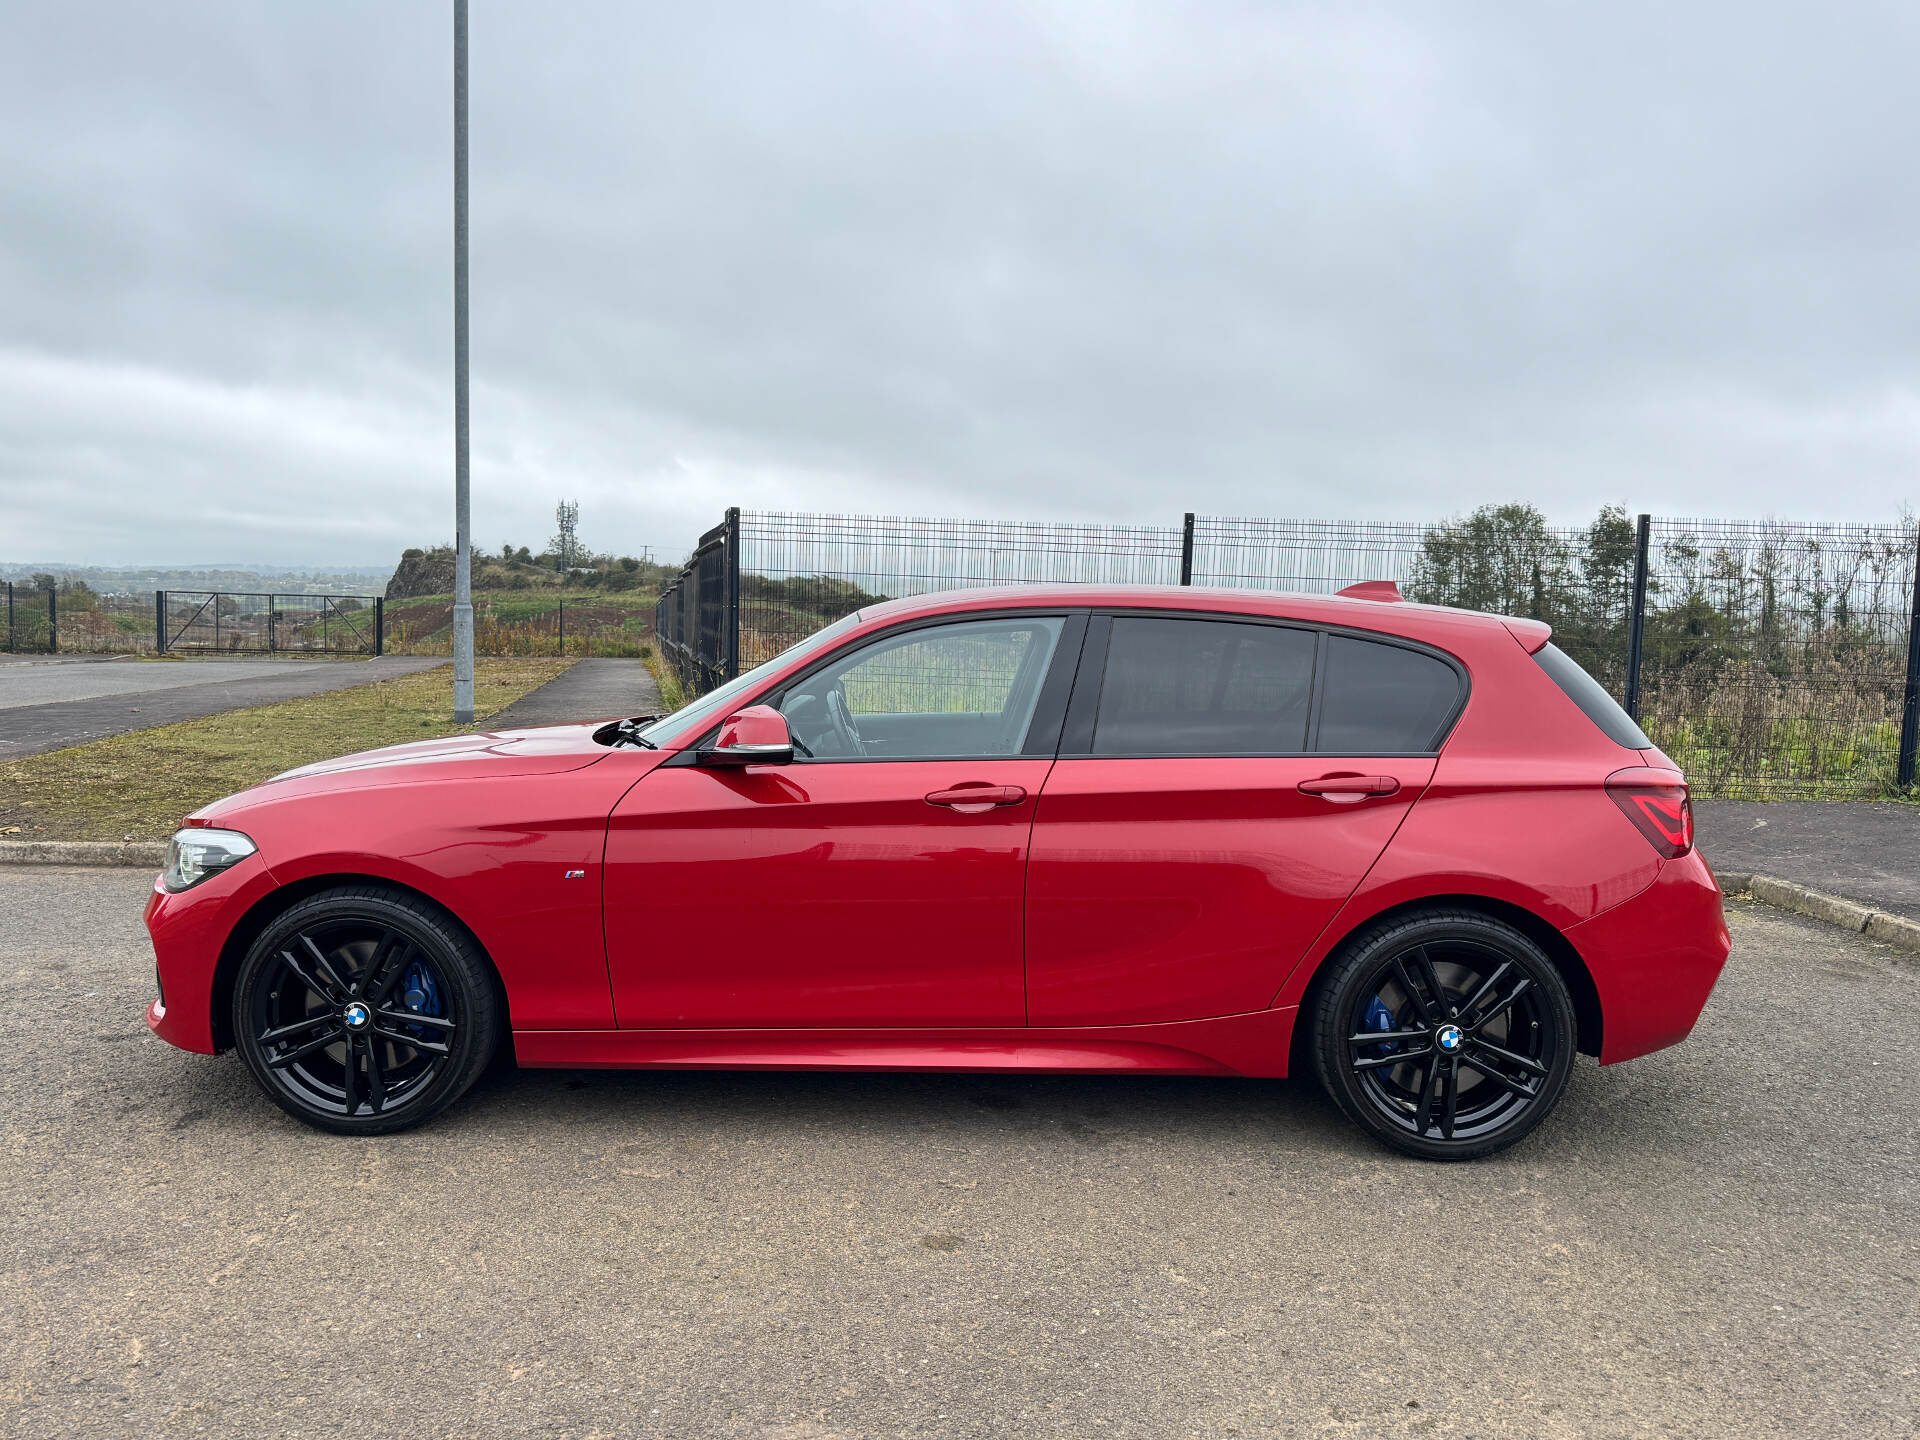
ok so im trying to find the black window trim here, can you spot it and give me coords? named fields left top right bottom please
left=1056, top=607, right=1471, bottom=761
left=666, top=608, right=1090, bottom=766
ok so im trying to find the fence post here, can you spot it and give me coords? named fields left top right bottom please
left=1180, top=513, right=1196, bottom=586
left=1897, top=527, right=1920, bottom=791
left=6, top=581, right=12, bottom=653
left=268, top=595, right=278, bottom=653
left=47, top=584, right=57, bottom=654
left=375, top=597, right=385, bottom=656
left=155, top=590, right=166, bottom=654
left=1623, top=513, right=1651, bottom=721
left=558, top=600, right=565, bottom=657
left=724, top=506, right=741, bottom=680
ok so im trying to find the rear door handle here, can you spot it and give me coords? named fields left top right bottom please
left=925, top=784, right=1028, bottom=813
left=1298, top=775, right=1400, bottom=803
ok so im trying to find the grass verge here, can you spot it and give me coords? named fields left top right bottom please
left=642, top=648, right=688, bottom=712
left=0, top=658, right=572, bottom=843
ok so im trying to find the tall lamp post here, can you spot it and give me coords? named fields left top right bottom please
left=451, top=0, right=475, bottom=722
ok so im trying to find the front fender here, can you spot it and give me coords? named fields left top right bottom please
left=147, top=757, right=665, bottom=1052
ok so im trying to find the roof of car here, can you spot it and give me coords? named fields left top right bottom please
left=855, top=584, right=1551, bottom=651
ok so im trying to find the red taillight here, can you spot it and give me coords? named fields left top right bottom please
left=1606, top=768, right=1693, bottom=859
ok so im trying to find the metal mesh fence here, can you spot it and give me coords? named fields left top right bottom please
left=160, top=592, right=381, bottom=654
left=1193, top=512, right=1636, bottom=695
left=734, top=510, right=1183, bottom=668
left=2, top=585, right=156, bottom=654
left=56, top=592, right=158, bottom=653
left=4, top=583, right=54, bottom=653
left=647, top=506, right=1920, bottom=797
left=383, top=598, right=653, bottom=658
left=1638, top=519, right=1917, bottom=798
left=655, top=516, right=736, bottom=693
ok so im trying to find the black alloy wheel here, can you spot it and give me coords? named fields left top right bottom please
left=1313, top=909, right=1576, bottom=1160
left=233, top=885, right=498, bottom=1135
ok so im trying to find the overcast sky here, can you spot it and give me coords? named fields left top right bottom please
left=2, top=1, right=1916, bottom=567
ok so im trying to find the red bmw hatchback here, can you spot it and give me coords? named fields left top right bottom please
left=145, top=585, right=1729, bottom=1159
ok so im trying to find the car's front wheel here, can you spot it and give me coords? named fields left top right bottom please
left=1311, top=908, right=1577, bottom=1160
left=232, top=885, right=499, bottom=1135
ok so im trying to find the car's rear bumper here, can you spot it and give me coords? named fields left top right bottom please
left=1565, top=848, right=1731, bottom=1065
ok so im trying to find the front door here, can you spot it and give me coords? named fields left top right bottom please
left=1025, top=615, right=1460, bottom=1026
left=604, top=612, right=1078, bottom=1028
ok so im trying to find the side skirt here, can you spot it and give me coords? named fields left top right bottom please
left=512, top=1007, right=1298, bottom=1079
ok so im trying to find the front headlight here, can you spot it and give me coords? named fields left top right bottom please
left=161, top=828, right=258, bottom=892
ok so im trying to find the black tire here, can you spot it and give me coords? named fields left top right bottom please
left=1311, top=908, right=1576, bottom=1161
left=232, top=885, right=499, bottom=1135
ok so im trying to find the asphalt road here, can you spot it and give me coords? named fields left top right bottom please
left=0, top=656, right=444, bottom=758
left=485, top=658, right=661, bottom=729
left=1, top=868, right=1915, bottom=1439
left=1697, top=800, right=1920, bottom=920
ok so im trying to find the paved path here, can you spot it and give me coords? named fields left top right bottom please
left=0, top=655, right=443, bottom=758
left=2, top=869, right=1914, bottom=1437
left=486, top=657, right=660, bottom=729
left=1696, top=799, right=1920, bottom=920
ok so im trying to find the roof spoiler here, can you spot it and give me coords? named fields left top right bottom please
left=1504, top=618, right=1552, bottom=653
left=1336, top=580, right=1403, bottom=603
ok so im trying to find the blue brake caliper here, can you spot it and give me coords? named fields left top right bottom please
left=1364, top=994, right=1399, bottom=1057
left=398, top=960, right=444, bottom=1042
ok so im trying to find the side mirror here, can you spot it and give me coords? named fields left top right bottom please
left=698, top=705, right=794, bottom=767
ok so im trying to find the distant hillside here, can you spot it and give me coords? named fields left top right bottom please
left=0, top=563, right=390, bottom=595
left=384, top=545, right=678, bottom=601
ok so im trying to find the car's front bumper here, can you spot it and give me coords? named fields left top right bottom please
left=1565, top=847, right=1731, bottom=1065
left=144, top=858, right=279, bottom=1055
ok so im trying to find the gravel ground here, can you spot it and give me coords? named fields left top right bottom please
left=1, top=868, right=1915, bottom=1439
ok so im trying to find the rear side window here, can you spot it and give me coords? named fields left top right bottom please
left=1534, top=642, right=1650, bottom=750
left=1315, top=635, right=1462, bottom=753
left=1093, top=617, right=1316, bottom=755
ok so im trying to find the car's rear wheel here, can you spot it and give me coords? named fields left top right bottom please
left=1311, top=909, right=1576, bottom=1161
left=232, top=885, right=498, bottom=1135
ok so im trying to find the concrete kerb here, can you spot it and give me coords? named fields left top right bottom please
left=2, top=843, right=1917, bottom=956
left=0, top=840, right=167, bottom=868
left=1718, top=872, right=1920, bottom=956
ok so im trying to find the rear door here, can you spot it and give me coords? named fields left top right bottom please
left=1024, top=615, right=1461, bottom=1026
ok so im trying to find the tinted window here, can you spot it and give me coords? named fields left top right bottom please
left=1535, top=642, right=1650, bottom=749
left=1092, top=618, right=1315, bottom=755
left=1315, top=636, right=1460, bottom=753
left=778, top=616, right=1064, bottom=759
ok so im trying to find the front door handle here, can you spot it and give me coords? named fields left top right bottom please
left=1298, top=774, right=1401, bottom=803
left=925, top=784, right=1028, bottom=813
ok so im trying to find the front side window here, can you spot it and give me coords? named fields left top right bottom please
left=778, top=616, right=1065, bottom=760
left=636, top=611, right=863, bottom=748
left=1092, top=617, right=1316, bottom=755
left=1315, top=635, right=1461, bottom=753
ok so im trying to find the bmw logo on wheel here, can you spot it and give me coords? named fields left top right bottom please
left=1437, top=1024, right=1463, bottom=1052
left=343, top=1002, right=371, bottom=1030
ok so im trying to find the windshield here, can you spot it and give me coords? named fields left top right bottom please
left=637, top=611, right=865, bottom=748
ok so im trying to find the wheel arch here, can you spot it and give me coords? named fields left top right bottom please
left=208, top=872, right=507, bottom=1052
left=1290, top=893, right=1603, bottom=1063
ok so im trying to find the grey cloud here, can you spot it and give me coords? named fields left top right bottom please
left=1, top=0, right=1916, bottom=566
